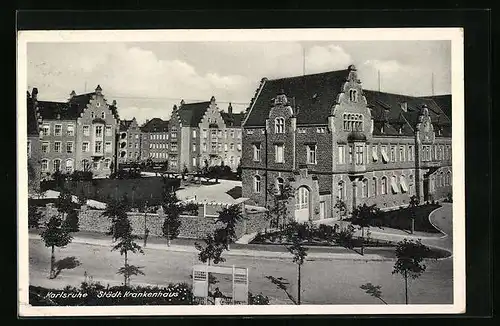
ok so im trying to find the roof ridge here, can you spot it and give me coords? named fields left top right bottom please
left=267, top=69, right=349, bottom=82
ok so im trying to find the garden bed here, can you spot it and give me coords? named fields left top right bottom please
left=350, top=204, right=442, bottom=233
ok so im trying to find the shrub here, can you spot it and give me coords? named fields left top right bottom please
left=28, top=202, right=43, bottom=228
left=248, top=292, right=270, bottom=305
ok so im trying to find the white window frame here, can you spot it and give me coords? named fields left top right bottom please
left=54, top=124, right=62, bottom=136
left=82, top=141, right=89, bottom=152
left=105, top=125, right=112, bottom=137
left=253, top=144, right=261, bottom=162
left=41, top=141, right=50, bottom=153
left=254, top=175, right=261, bottom=193
left=41, top=159, right=49, bottom=172
left=104, top=158, right=111, bottom=169
left=67, top=124, right=75, bottom=136
left=275, top=117, right=285, bottom=134
left=54, top=141, right=62, bottom=153
left=42, top=124, right=50, bottom=136
left=295, top=187, right=310, bottom=210
left=105, top=141, right=112, bottom=153
left=95, top=140, right=103, bottom=154
left=53, top=159, right=61, bottom=172
left=275, top=144, right=284, bottom=163
left=65, top=159, right=74, bottom=173
left=338, top=145, right=345, bottom=164
left=307, top=144, right=317, bottom=164
left=95, top=125, right=103, bottom=138
left=83, top=125, right=90, bottom=136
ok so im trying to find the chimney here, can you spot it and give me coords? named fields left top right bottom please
left=95, top=85, right=102, bottom=95
left=228, top=102, right=233, bottom=115
left=180, top=99, right=185, bottom=107
left=112, top=100, right=117, bottom=106
left=210, top=96, right=216, bottom=104
left=32, top=88, right=38, bottom=100
left=70, top=90, right=76, bottom=99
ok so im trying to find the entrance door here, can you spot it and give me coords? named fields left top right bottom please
left=294, top=186, right=310, bottom=223
left=319, top=201, right=325, bottom=220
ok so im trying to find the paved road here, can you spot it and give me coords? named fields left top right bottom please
left=29, top=237, right=453, bottom=305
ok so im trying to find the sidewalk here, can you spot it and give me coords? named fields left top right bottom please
left=29, top=232, right=395, bottom=262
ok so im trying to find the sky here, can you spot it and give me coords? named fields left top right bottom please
left=27, top=40, right=451, bottom=125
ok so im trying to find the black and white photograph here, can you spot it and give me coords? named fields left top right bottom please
left=17, top=28, right=465, bottom=316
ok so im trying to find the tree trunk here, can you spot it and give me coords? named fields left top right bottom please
left=166, top=224, right=171, bottom=247
left=50, top=245, right=55, bottom=279
left=411, top=218, right=415, bottom=234
left=124, top=250, right=128, bottom=287
left=297, top=264, right=301, bottom=305
left=404, top=270, right=408, bottom=304
left=361, top=226, right=365, bottom=256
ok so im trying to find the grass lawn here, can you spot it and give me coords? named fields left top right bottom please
left=355, top=204, right=442, bottom=233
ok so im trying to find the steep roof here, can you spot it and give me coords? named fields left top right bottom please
left=119, top=119, right=133, bottom=131
left=244, top=69, right=350, bottom=126
left=220, top=111, right=243, bottom=127
left=177, top=101, right=211, bottom=127
left=140, top=118, right=169, bottom=132
left=422, top=94, right=452, bottom=119
left=27, top=92, right=39, bottom=136
left=363, top=90, right=451, bottom=137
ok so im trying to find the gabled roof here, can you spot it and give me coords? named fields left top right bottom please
left=119, top=119, right=133, bottom=131
left=244, top=69, right=350, bottom=126
left=422, top=94, right=452, bottom=119
left=140, top=118, right=169, bottom=132
left=177, top=101, right=211, bottom=127
left=363, top=90, right=451, bottom=137
left=220, top=111, right=243, bottom=127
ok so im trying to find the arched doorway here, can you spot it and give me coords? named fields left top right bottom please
left=294, top=186, right=310, bottom=223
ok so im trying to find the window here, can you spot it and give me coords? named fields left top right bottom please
left=82, top=142, right=89, bottom=152
left=372, top=145, right=379, bottom=162
left=275, top=144, right=284, bottom=163
left=253, top=144, right=261, bottom=161
left=316, top=127, right=326, bottom=133
left=400, top=145, right=405, bottom=162
left=171, top=143, right=177, bottom=151
left=81, top=159, right=90, bottom=171
left=203, top=129, right=208, bottom=138
left=372, top=177, right=378, bottom=196
left=54, top=124, right=62, bottom=136
left=42, top=125, right=50, bottom=136
left=237, top=130, right=241, bottom=139
left=362, top=179, right=369, bottom=198
left=104, top=158, right=111, bottom=169
left=254, top=175, right=261, bottom=193
left=67, top=124, right=74, bottom=136
left=343, top=113, right=363, bottom=131
left=381, top=145, right=389, bottom=163
left=192, top=143, right=197, bottom=152
left=447, top=171, right=452, bottom=186
left=92, top=161, right=100, bottom=170
left=298, top=128, right=306, bottom=134
left=349, top=89, right=358, bottom=102
left=82, top=125, right=89, bottom=136
left=202, top=143, right=207, bottom=152
left=276, top=178, right=284, bottom=195
left=338, top=181, right=346, bottom=201
left=41, top=159, right=49, bottom=172
left=54, top=141, right=61, bottom=153
left=390, top=175, right=398, bottom=194
left=95, top=141, right=103, bottom=153
left=217, top=130, right=222, bottom=138
left=95, top=125, right=103, bottom=138
left=135, top=143, right=138, bottom=149
left=400, top=175, right=409, bottom=193
left=230, top=156, right=234, bottom=166
left=192, top=129, right=197, bottom=138
left=246, top=129, right=254, bottom=135
left=105, top=141, right=112, bottom=153
left=128, top=143, right=132, bottom=148
left=390, top=146, right=396, bottom=162
left=135, top=134, right=139, bottom=139
left=101, top=112, right=105, bottom=119
left=41, top=142, right=49, bottom=153
left=105, top=126, right=112, bottom=136
left=218, top=143, right=222, bottom=152
left=275, top=117, right=285, bottom=133
left=295, top=187, right=310, bottom=210
left=338, top=145, right=345, bottom=164
left=27, top=140, right=31, bottom=158
left=65, top=159, right=73, bottom=173
left=408, top=145, right=414, bottom=161
left=381, top=176, right=388, bottom=195
left=409, top=175, right=414, bottom=195
left=355, top=145, right=364, bottom=165
left=224, top=143, right=228, bottom=152
left=230, top=130, right=235, bottom=138
left=53, top=159, right=61, bottom=172
left=211, top=130, right=217, bottom=138
left=230, top=143, right=235, bottom=151
left=307, top=145, right=317, bottom=164
left=348, top=146, right=353, bottom=164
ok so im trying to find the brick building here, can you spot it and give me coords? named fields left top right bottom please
left=34, top=85, right=120, bottom=178
left=118, top=117, right=142, bottom=164
left=140, top=118, right=170, bottom=163
left=241, top=65, right=452, bottom=222
left=168, top=97, right=243, bottom=173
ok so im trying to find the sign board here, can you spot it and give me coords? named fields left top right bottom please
left=192, top=264, right=249, bottom=304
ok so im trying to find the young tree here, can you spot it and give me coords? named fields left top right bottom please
left=214, top=204, right=245, bottom=250
left=351, top=203, right=381, bottom=255
left=283, top=221, right=309, bottom=304
left=333, top=197, right=348, bottom=220
left=392, top=239, right=431, bottom=304
left=40, top=215, right=73, bottom=279
left=103, top=197, right=144, bottom=287
left=194, top=232, right=226, bottom=301
left=408, top=195, right=420, bottom=234
left=161, top=188, right=182, bottom=247
left=266, top=184, right=294, bottom=230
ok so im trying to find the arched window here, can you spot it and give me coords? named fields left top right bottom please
left=338, top=180, right=346, bottom=201
left=65, top=159, right=74, bottom=173
left=372, top=177, right=378, bottom=196
left=275, top=117, right=285, bottom=133
left=362, top=179, right=369, bottom=198
left=104, top=158, right=111, bottom=169
left=391, top=175, right=398, bottom=194
left=381, top=176, right=388, bottom=195
left=101, top=112, right=105, bottom=119
left=41, top=159, right=49, bottom=172
left=349, top=89, right=358, bottom=102
left=295, top=186, right=310, bottom=210
left=254, top=175, right=261, bottom=193
left=53, top=159, right=61, bottom=172
left=400, top=175, right=409, bottom=193
left=81, top=159, right=90, bottom=171
left=276, top=177, right=284, bottom=195
left=447, top=171, right=452, bottom=186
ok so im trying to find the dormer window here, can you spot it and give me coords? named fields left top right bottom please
left=275, top=117, right=285, bottom=133
left=349, top=89, right=358, bottom=102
